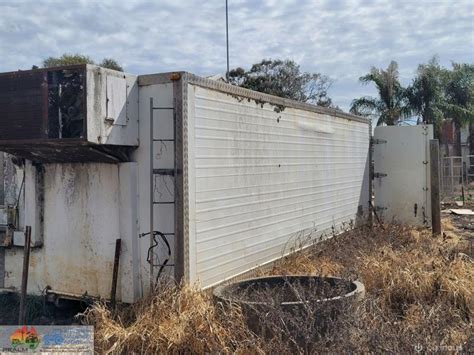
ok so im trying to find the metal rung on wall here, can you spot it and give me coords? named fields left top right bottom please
left=149, top=97, right=177, bottom=288
left=153, top=168, right=175, bottom=176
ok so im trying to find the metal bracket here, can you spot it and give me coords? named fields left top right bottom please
left=371, top=138, right=387, bottom=145
left=153, top=168, right=177, bottom=176
left=373, top=172, right=387, bottom=178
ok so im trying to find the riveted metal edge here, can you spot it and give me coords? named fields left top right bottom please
left=180, top=75, right=190, bottom=283
left=183, top=73, right=369, bottom=124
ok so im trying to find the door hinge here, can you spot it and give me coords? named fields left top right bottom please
left=373, top=172, right=387, bottom=178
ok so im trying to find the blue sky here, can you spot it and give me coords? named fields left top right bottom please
left=0, top=0, right=473, bottom=111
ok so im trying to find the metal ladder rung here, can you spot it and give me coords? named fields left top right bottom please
left=153, top=169, right=175, bottom=176
left=153, top=264, right=175, bottom=267
left=149, top=98, right=178, bottom=287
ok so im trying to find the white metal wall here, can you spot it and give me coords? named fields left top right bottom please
left=186, top=85, right=370, bottom=287
left=135, top=83, right=176, bottom=296
left=373, top=125, right=433, bottom=226
left=85, top=65, right=139, bottom=146
left=3, top=163, right=139, bottom=301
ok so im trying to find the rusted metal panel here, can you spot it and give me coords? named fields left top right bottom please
left=0, top=70, right=46, bottom=140
left=0, top=65, right=138, bottom=163
left=0, top=141, right=133, bottom=163
left=0, top=66, right=86, bottom=141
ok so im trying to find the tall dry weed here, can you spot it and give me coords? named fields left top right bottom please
left=84, top=223, right=473, bottom=353
left=83, top=281, right=263, bottom=354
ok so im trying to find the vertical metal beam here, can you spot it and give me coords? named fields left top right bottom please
left=19, top=226, right=31, bottom=325
left=110, top=238, right=122, bottom=308
left=149, top=98, right=154, bottom=290
left=450, top=157, right=454, bottom=194
left=173, top=78, right=185, bottom=283
left=0, top=152, right=4, bottom=288
left=225, top=0, right=230, bottom=82
left=368, top=121, right=373, bottom=228
left=0, top=153, right=4, bottom=203
left=430, top=140, right=441, bottom=235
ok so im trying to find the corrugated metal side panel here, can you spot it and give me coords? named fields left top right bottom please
left=187, top=85, right=370, bottom=287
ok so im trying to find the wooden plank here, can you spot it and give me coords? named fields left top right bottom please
left=450, top=209, right=474, bottom=216
left=430, top=140, right=442, bottom=235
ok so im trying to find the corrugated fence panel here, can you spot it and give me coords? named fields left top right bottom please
left=188, top=85, right=370, bottom=287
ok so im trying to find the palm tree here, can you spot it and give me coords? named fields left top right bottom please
left=406, top=58, right=473, bottom=151
left=350, top=61, right=410, bottom=126
left=405, top=57, right=445, bottom=138
left=443, top=63, right=474, bottom=156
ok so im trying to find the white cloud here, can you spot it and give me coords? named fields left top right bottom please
left=0, top=0, right=472, bottom=110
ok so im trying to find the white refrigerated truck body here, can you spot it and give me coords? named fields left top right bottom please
left=0, top=69, right=371, bottom=302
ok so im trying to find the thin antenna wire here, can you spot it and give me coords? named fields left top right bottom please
left=226, top=0, right=230, bottom=82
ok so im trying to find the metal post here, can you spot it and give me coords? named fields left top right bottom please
left=450, top=157, right=454, bottom=194
left=19, top=226, right=31, bottom=324
left=149, top=98, right=154, bottom=290
left=430, top=140, right=441, bottom=235
left=440, top=156, right=444, bottom=198
left=368, top=125, right=373, bottom=228
left=0, top=152, right=4, bottom=288
left=0, top=152, right=4, bottom=203
left=110, top=238, right=121, bottom=308
left=225, top=0, right=230, bottom=82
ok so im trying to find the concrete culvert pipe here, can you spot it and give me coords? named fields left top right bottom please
left=213, top=275, right=365, bottom=342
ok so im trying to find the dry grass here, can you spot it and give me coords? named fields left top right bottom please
left=84, top=223, right=474, bottom=354
left=83, top=280, right=263, bottom=354
left=264, top=253, right=345, bottom=277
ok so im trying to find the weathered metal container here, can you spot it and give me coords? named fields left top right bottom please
left=0, top=65, right=138, bottom=163
left=0, top=69, right=371, bottom=302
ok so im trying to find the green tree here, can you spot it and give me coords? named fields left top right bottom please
left=443, top=63, right=474, bottom=155
left=99, top=58, right=123, bottom=72
left=406, top=58, right=473, bottom=151
left=350, top=61, right=410, bottom=126
left=229, top=59, right=333, bottom=107
left=41, top=53, right=124, bottom=71
left=405, top=57, right=446, bottom=140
